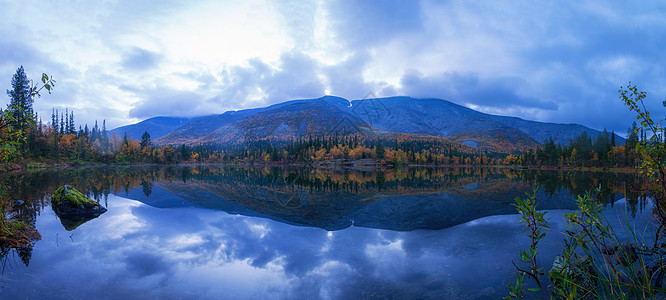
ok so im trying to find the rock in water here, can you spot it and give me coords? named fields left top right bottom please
left=614, top=242, right=638, bottom=266
left=52, top=185, right=107, bottom=230
left=549, top=255, right=597, bottom=292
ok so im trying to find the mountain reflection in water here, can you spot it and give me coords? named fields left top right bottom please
left=1, top=165, right=645, bottom=232
left=0, top=165, right=649, bottom=299
left=117, top=166, right=639, bottom=231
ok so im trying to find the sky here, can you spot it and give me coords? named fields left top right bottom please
left=2, top=0, right=666, bottom=134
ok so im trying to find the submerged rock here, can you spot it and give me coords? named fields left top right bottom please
left=52, top=185, right=107, bottom=230
left=602, top=242, right=639, bottom=266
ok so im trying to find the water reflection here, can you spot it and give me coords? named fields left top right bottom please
left=118, top=166, right=643, bottom=231
left=0, top=166, right=647, bottom=233
left=2, top=194, right=651, bottom=299
left=0, top=165, right=650, bottom=299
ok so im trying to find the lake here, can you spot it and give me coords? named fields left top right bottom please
left=0, top=165, right=650, bottom=299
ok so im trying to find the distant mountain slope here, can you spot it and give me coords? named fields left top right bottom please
left=485, top=115, right=616, bottom=145
left=118, top=95, right=623, bottom=153
left=197, top=96, right=380, bottom=143
left=156, top=109, right=264, bottom=145
left=350, top=97, right=624, bottom=146
left=155, top=98, right=314, bottom=144
left=111, top=116, right=200, bottom=140
left=348, top=97, right=539, bottom=151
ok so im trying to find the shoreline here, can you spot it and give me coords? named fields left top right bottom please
left=1, top=158, right=640, bottom=174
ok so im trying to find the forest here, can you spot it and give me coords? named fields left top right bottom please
left=0, top=66, right=661, bottom=170
left=4, top=109, right=652, bottom=170
left=8, top=113, right=649, bottom=169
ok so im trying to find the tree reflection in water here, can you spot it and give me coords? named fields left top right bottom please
left=0, top=165, right=648, bottom=269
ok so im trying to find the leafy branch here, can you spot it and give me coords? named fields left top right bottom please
left=506, top=187, right=550, bottom=298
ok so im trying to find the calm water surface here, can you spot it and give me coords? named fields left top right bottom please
left=0, top=166, right=650, bottom=299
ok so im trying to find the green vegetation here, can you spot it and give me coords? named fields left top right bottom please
left=1, top=66, right=52, bottom=249
left=508, top=83, right=666, bottom=299
left=620, top=83, right=666, bottom=221
left=520, top=129, right=622, bottom=168
left=507, top=188, right=550, bottom=298
left=52, top=185, right=97, bottom=207
left=509, top=190, right=665, bottom=299
left=520, top=84, right=666, bottom=170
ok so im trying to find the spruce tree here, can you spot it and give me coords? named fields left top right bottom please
left=6, top=66, right=33, bottom=131
left=65, top=108, right=69, bottom=133
left=69, top=110, right=75, bottom=134
left=102, top=120, right=109, bottom=151
left=140, top=131, right=151, bottom=149
left=92, top=121, right=100, bottom=143
left=51, top=108, right=58, bottom=133
left=611, top=131, right=616, bottom=147
left=60, top=112, right=65, bottom=134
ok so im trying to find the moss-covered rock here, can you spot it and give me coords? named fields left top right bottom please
left=52, top=185, right=107, bottom=231
left=52, top=185, right=99, bottom=207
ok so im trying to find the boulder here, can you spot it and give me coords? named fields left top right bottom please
left=549, top=255, right=597, bottom=292
left=601, top=242, right=639, bottom=266
left=610, top=242, right=639, bottom=266
left=52, top=185, right=107, bottom=230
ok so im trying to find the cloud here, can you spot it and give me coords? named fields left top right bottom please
left=126, top=50, right=328, bottom=118
left=121, top=47, right=162, bottom=71
left=124, top=251, right=170, bottom=278
left=252, top=51, right=326, bottom=104
left=210, top=52, right=326, bottom=108
left=400, top=70, right=558, bottom=110
left=128, top=88, right=204, bottom=119
left=325, top=52, right=374, bottom=99
left=0, top=41, right=41, bottom=72
left=16, top=172, right=647, bottom=299
left=325, top=0, right=423, bottom=49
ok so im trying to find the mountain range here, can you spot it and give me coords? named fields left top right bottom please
left=112, top=96, right=624, bottom=153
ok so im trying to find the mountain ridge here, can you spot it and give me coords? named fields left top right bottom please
left=113, top=96, right=624, bottom=153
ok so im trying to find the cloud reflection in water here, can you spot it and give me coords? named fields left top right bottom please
left=0, top=166, right=649, bottom=299
left=0, top=193, right=576, bottom=300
